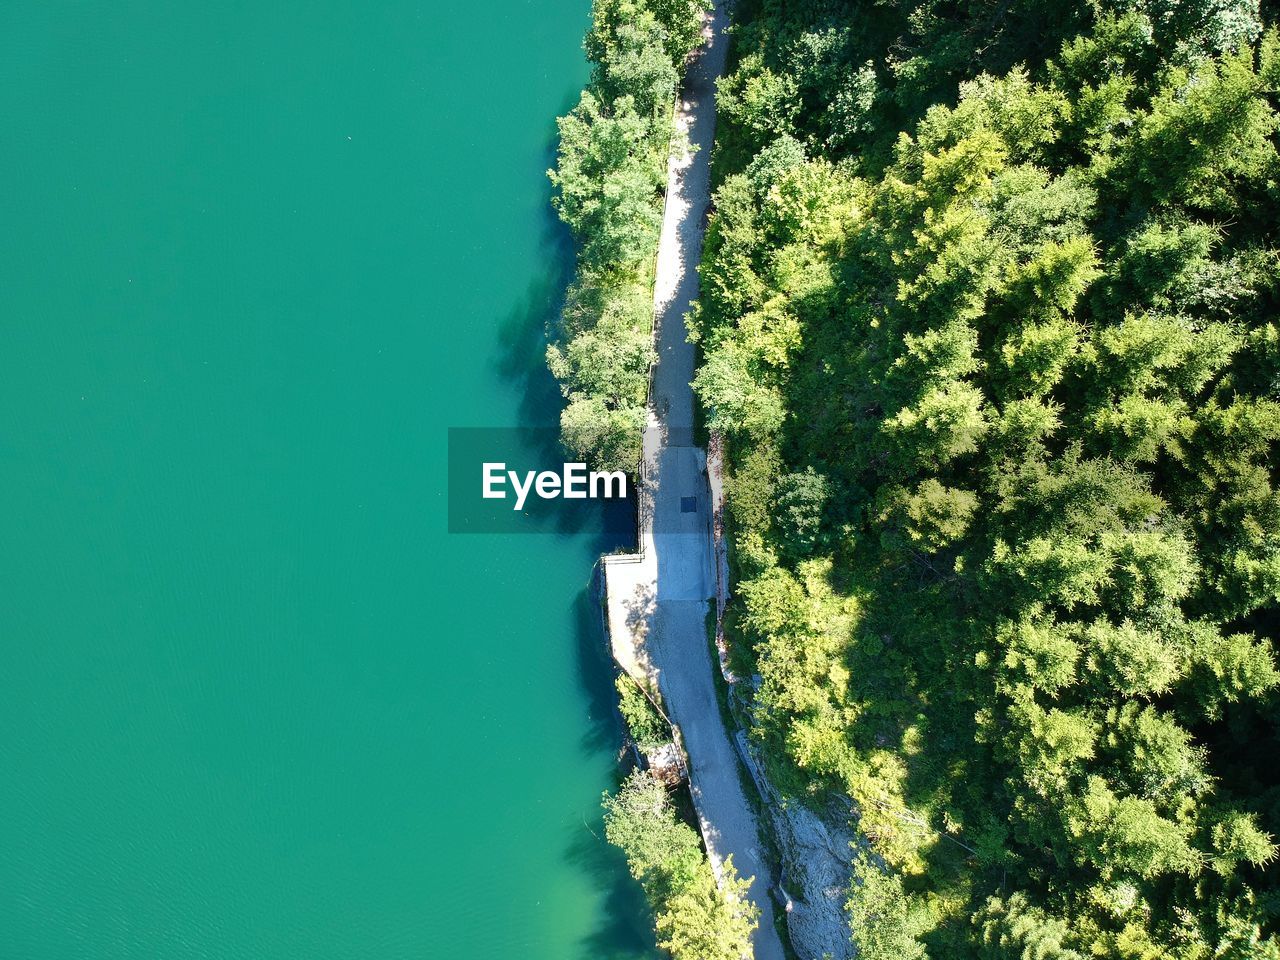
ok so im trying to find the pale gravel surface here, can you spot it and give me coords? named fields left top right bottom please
left=603, top=3, right=789, bottom=958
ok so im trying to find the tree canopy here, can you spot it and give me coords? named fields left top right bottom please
left=693, top=0, right=1280, bottom=955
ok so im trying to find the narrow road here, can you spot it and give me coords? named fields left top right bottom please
left=603, top=3, right=789, bottom=958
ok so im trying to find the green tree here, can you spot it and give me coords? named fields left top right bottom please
left=1068, top=776, right=1202, bottom=878
left=656, top=857, right=759, bottom=960
left=877, top=479, right=979, bottom=555
left=615, top=675, right=670, bottom=752
left=772, top=468, right=829, bottom=558
left=847, top=852, right=929, bottom=960
left=976, top=893, right=1086, bottom=960
left=560, top=394, right=645, bottom=472
left=603, top=770, right=706, bottom=901
left=604, top=772, right=759, bottom=959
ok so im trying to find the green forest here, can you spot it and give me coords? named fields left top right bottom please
left=691, top=0, right=1280, bottom=956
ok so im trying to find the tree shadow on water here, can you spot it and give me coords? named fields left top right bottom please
left=494, top=134, right=576, bottom=435
left=564, top=814, right=660, bottom=960
left=496, top=119, right=656, bottom=957
left=565, top=572, right=660, bottom=957
left=572, top=577, right=622, bottom=757
left=488, top=138, right=604, bottom=539
left=489, top=132, right=639, bottom=547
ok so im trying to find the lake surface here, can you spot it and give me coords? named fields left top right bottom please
left=0, top=2, right=654, bottom=957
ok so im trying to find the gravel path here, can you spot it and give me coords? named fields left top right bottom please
left=603, top=4, right=789, bottom=957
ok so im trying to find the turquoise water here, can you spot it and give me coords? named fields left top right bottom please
left=0, top=2, right=654, bottom=957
